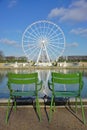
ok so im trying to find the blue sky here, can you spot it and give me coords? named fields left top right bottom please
left=0, top=0, right=87, bottom=57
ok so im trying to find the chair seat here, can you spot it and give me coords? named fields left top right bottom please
left=54, top=91, right=79, bottom=97
left=11, top=90, right=36, bottom=97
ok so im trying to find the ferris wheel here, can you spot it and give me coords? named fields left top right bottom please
left=22, top=20, right=65, bottom=64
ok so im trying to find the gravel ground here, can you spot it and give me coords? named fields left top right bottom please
left=0, top=106, right=87, bottom=130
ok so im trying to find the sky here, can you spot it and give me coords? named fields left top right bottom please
left=0, top=0, right=87, bottom=58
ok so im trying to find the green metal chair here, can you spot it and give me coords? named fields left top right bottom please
left=48, top=72, right=86, bottom=124
left=6, top=72, right=42, bottom=123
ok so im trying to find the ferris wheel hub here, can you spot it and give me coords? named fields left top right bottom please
left=22, top=20, right=65, bottom=65
left=42, top=40, right=45, bottom=43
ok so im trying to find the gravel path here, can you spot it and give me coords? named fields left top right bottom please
left=0, top=106, right=87, bottom=130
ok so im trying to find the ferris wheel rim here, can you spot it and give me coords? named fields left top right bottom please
left=22, top=20, right=66, bottom=62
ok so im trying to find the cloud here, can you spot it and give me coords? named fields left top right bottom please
left=48, top=0, right=87, bottom=22
left=66, top=42, right=79, bottom=47
left=48, top=8, right=66, bottom=18
left=8, top=0, right=17, bottom=8
left=0, top=38, right=21, bottom=48
left=70, top=28, right=87, bottom=37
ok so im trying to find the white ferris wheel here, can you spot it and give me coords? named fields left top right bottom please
left=22, top=20, right=65, bottom=65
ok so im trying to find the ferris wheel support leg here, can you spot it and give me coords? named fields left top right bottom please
left=36, top=48, right=42, bottom=64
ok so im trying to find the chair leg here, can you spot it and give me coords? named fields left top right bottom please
left=79, top=97, right=86, bottom=124
left=36, top=97, right=41, bottom=121
left=13, top=98, right=17, bottom=112
left=49, top=95, right=55, bottom=122
left=75, top=97, right=78, bottom=113
left=5, top=97, right=11, bottom=124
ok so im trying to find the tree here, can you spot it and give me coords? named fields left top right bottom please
left=0, top=51, right=5, bottom=62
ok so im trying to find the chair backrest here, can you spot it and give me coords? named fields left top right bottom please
left=8, top=73, right=38, bottom=84
left=51, top=72, right=83, bottom=93
left=7, top=72, right=38, bottom=91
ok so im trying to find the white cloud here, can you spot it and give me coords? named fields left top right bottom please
left=66, top=42, right=79, bottom=47
left=48, top=8, right=66, bottom=18
left=0, top=38, right=21, bottom=48
left=48, top=0, right=87, bottom=22
left=8, top=0, right=17, bottom=8
left=70, top=28, right=87, bottom=37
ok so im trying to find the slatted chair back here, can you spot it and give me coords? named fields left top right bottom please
left=8, top=73, right=39, bottom=93
left=51, top=72, right=83, bottom=96
left=8, top=73, right=38, bottom=84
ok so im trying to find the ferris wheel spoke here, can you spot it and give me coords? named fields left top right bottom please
left=23, top=40, right=36, bottom=44
left=23, top=45, right=39, bottom=51
left=48, top=33, right=63, bottom=41
left=48, top=41, right=60, bottom=47
left=48, top=30, right=61, bottom=40
left=29, top=26, right=43, bottom=39
left=26, top=31, right=37, bottom=39
left=33, top=25, right=43, bottom=39
left=25, top=46, right=39, bottom=58
left=41, top=22, right=49, bottom=38
left=24, top=36, right=37, bottom=44
left=46, top=24, right=56, bottom=37
left=52, top=46, right=64, bottom=51
left=23, top=41, right=39, bottom=45
left=48, top=47, right=59, bottom=56
left=49, top=40, right=59, bottom=45
left=38, top=23, right=44, bottom=35
left=29, top=51, right=39, bottom=61
left=49, top=42, right=64, bottom=47
left=43, top=24, right=51, bottom=37
left=23, top=45, right=38, bottom=49
left=48, top=45, right=59, bottom=56
left=26, top=30, right=40, bottom=41
left=47, top=47, right=58, bottom=60
left=45, top=48, right=53, bottom=60
left=23, top=34, right=38, bottom=42
left=24, top=43, right=38, bottom=50
left=47, top=27, right=58, bottom=37
left=38, top=26, right=45, bottom=39
left=22, top=20, right=65, bottom=63
left=48, top=45, right=62, bottom=57
left=24, top=44, right=39, bottom=52
left=23, top=43, right=37, bottom=47
left=48, top=50, right=56, bottom=60
left=23, top=35, right=37, bottom=42
left=43, top=22, right=51, bottom=38
left=49, top=37, right=64, bottom=44
left=23, top=35, right=31, bottom=39
left=29, top=48, right=40, bottom=60
left=29, top=24, right=42, bottom=38
left=43, top=22, right=47, bottom=37
left=49, top=43, right=65, bottom=49
left=49, top=30, right=63, bottom=41
left=34, top=23, right=42, bottom=38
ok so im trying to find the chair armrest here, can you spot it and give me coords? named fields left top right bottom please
left=48, top=80, right=53, bottom=91
left=7, top=82, right=13, bottom=92
left=80, top=80, right=84, bottom=90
